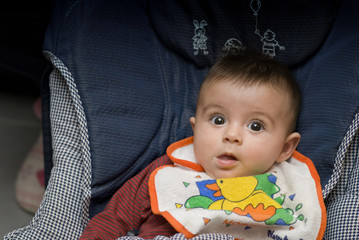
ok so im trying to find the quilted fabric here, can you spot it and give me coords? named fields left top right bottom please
left=295, top=0, right=359, bottom=189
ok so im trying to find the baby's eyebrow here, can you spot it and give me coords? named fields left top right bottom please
left=201, top=104, right=225, bottom=113
left=250, top=111, right=275, bottom=125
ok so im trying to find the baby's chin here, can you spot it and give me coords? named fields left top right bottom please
left=206, top=170, right=251, bottom=179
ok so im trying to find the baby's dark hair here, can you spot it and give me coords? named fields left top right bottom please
left=201, top=51, right=301, bottom=131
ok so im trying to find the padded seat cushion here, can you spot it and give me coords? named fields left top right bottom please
left=42, top=0, right=356, bottom=218
left=295, top=0, right=359, bottom=192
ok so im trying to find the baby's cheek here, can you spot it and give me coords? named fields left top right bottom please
left=245, top=150, right=274, bottom=171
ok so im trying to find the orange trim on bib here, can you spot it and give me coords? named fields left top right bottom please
left=166, top=137, right=204, bottom=172
left=292, top=151, right=327, bottom=240
left=149, top=164, right=195, bottom=239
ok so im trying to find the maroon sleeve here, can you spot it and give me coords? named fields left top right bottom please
left=80, top=155, right=176, bottom=239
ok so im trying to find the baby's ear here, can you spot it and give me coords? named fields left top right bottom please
left=277, top=132, right=301, bottom=163
left=190, top=117, right=196, bottom=130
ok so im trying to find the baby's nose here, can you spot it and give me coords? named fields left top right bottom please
left=223, top=128, right=242, bottom=144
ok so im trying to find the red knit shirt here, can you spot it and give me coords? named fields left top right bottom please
left=80, top=155, right=177, bottom=239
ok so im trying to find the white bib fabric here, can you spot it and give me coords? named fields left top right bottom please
left=149, top=137, right=326, bottom=240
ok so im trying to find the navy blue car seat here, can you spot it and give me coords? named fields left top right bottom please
left=5, top=0, right=359, bottom=239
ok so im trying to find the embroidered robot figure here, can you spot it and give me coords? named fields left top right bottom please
left=193, top=20, right=209, bottom=55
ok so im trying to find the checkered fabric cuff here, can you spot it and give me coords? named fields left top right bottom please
left=323, top=112, right=359, bottom=239
left=3, top=51, right=91, bottom=239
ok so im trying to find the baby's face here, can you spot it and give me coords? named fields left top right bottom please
left=190, top=80, right=298, bottom=179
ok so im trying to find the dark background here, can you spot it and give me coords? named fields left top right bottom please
left=0, top=2, right=53, bottom=97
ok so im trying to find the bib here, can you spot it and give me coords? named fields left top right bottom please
left=149, top=137, right=326, bottom=239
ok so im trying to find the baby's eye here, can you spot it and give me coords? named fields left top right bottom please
left=210, top=115, right=226, bottom=125
left=248, top=121, right=264, bottom=132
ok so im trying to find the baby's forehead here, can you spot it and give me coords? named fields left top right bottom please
left=198, top=79, right=296, bottom=122
left=201, top=78, right=289, bottom=96
left=200, top=79, right=289, bottom=104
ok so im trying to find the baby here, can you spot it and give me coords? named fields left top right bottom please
left=81, top=52, right=326, bottom=240
left=189, top=52, right=301, bottom=179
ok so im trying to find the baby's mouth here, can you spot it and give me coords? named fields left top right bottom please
left=217, top=154, right=238, bottom=161
left=216, top=153, right=239, bottom=167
